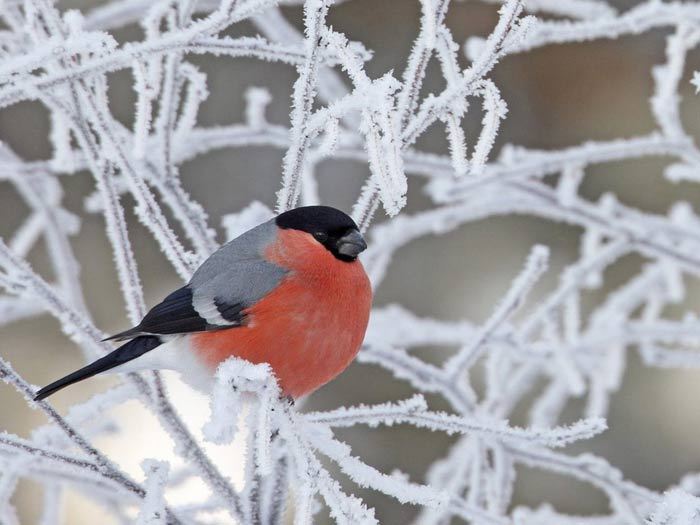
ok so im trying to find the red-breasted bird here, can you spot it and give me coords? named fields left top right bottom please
left=35, top=206, right=372, bottom=401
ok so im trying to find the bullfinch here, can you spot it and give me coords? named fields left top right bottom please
left=34, top=206, right=372, bottom=401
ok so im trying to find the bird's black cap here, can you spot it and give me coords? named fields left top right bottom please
left=275, top=205, right=359, bottom=234
left=275, top=206, right=366, bottom=262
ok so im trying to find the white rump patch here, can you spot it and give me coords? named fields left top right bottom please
left=106, top=336, right=215, bottom=393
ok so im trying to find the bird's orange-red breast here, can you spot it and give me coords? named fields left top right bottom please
left=192, top=228, right=372, bottom=397
left=34, top=206, right=372, bottom=401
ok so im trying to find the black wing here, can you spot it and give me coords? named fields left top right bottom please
left=37, top=287, right=247, bottom=400
left=104, top=286, right=244, bottom=341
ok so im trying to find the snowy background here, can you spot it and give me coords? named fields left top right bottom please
left=2, top=0, right=700, bottom=523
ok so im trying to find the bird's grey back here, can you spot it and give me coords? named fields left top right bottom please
left=189, top=220, right=287, bottom=310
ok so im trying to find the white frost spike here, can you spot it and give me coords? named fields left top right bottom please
left=306, top=395, right=428, bottom=428
left=365, top=304, right=474, bottom=349
left=310, top=397, right=606, bottom=447
left=293, top=481, right=317, bottom=525
left=132, top=60, right=155, bottom=161
left=446, top=244, right=549, bottom=375
left=276, top=0, right=330, bottom=213
left=38, top=483, right=60, bottom=525
left=174, top=64, right=209, bottom=141
left=563, top=292, right=580, bottom=344
left=319, top=470, right=377, bottom=525
left=317, top=117, right=340, bottom=158
left=245, top=87, right=272, bottom=130
left=580, top=234, right=604, bottom=290
left=136, top=460, right=169, bottom=525
left=300, top=163, right=321, bottom=206
left=649, top=489, right=700, bottom=525
left=32, top=384, right=135, bottom=448
left=419, top=0, right=437, bottom=49
left=9, top=215, right=43, bottom=258
left=352, top=179, right=381, bottom=233
left=669, top=201, right=695, bottom=227
left=557, top=164, right=585, bottom=207
left=48, top=112, right=74, bottom=172
left=435, top=26, right=469, bottom=178
left=661, top=259, right=685, bottom=303
left=0, top=296, right=44, bottom=326
left=529, top=381, right=569, bottom=430
left=598, top=193, right=617, bottom=215
left=469, top=81, right=507, bottom=175
left=0, top=465, right=20, bottom=506
left=577, top=192, right=618, bottom=290
left=204, top=381, right=244, bottom=445
left=665, top=163, right=700, bottom=183
left=306, top=423, right=449, bottom=508
left=464, top=36, right=486, bottom=62
left=363, top=119, right=406, bottom=216
left=502, top=15, right=537, bottom=54
left=603, top=343, right=625, bottom=393
left=435, top=26, right=462, bottom=89
left=204, top=358, right=279, bottom=445
left=681, top=473, right=700, bottom=496
left=489, top=0, right=617, bottom=20
left=360, top=76, right=407, bottom=216
left=63, top=10, right=86, bottom=34
left=651, top=26, right=700, bottom=140
left=444, top=114, right=469, bottom=177
left=253, top=387, right=275, bottom=476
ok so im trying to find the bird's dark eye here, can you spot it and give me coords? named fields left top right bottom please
left=313, top=232, right=329, bottom=243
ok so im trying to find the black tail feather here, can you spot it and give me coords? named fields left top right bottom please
left=34, top=336, right=162, bottom=401
left=101, top=326, right=143, bottom=342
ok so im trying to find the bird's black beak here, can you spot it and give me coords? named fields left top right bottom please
left=336, top=229, right=367, bottom=258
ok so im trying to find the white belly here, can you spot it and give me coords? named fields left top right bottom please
left=107, top=336, right=215, bottom=393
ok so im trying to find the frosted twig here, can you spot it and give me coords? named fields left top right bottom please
left=497, top=1, right=700, bottom=54
left=402, top=0, right=525, bottom=147
left=445, top=245, right=549, bottom=378
left=0, top=360, right=185, bottom=524
left=276, top=0, right=330, bottom=213
left=309, top=405, right=606, bottom=448
left=396, top=0, right=451, bottom=126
